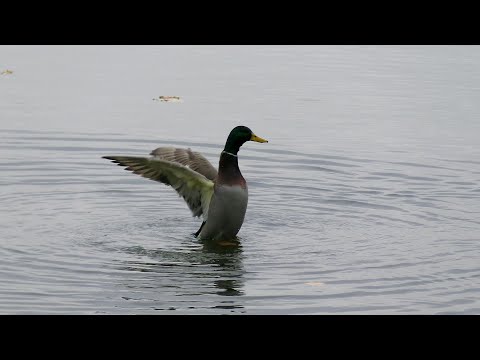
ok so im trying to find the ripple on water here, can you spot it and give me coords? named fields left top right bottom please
left=1, top=125, right=479, bottom=314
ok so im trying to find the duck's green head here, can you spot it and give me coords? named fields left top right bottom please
left=224, top=126, right=268, bottom=154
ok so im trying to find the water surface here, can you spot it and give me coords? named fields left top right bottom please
left=1, top=45, right=479, bottom=314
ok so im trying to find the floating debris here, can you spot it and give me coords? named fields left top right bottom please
left=153, top=96, right=182, bottom=102
left=1, top=69, right=13, bottom=76
left=305, top=282, right=325, bottom=287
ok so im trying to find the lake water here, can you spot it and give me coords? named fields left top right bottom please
left=1, top=45, right=479, bottom=314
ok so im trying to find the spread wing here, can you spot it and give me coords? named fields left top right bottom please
left=103, top=156, right=214, bottom=219
left=149, top=147, right=218, bottom=181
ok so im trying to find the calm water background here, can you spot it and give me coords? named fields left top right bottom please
left=1, top=45, right=479, bottom=314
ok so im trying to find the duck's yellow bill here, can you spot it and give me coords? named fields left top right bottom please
left=251, top=134, right=268, bottom=143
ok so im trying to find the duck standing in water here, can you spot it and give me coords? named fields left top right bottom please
left=103, top=126, right=268, bottom=242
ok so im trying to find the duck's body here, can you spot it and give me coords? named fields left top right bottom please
left=199, top=183, right=248, bottom=241
left=198, top=151, right=249, bottom=240
left=103, top=126, right=267, bottom=242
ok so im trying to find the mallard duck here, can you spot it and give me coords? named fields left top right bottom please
left=103, top=126, right=268, bottom=242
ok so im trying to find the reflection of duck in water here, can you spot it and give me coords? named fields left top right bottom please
left=103, top=126, right=267, bottom=244
left=202, top=242, right=245, bottom=298
left=118, top=240, right=246, bottom=312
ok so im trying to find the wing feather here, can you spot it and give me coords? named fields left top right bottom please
left=149, top=147, right=218, bottom=181
left=103, top=156, right=214, bottom=219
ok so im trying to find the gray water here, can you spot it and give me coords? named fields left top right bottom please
left=1, top=45, right=480, bottom=314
